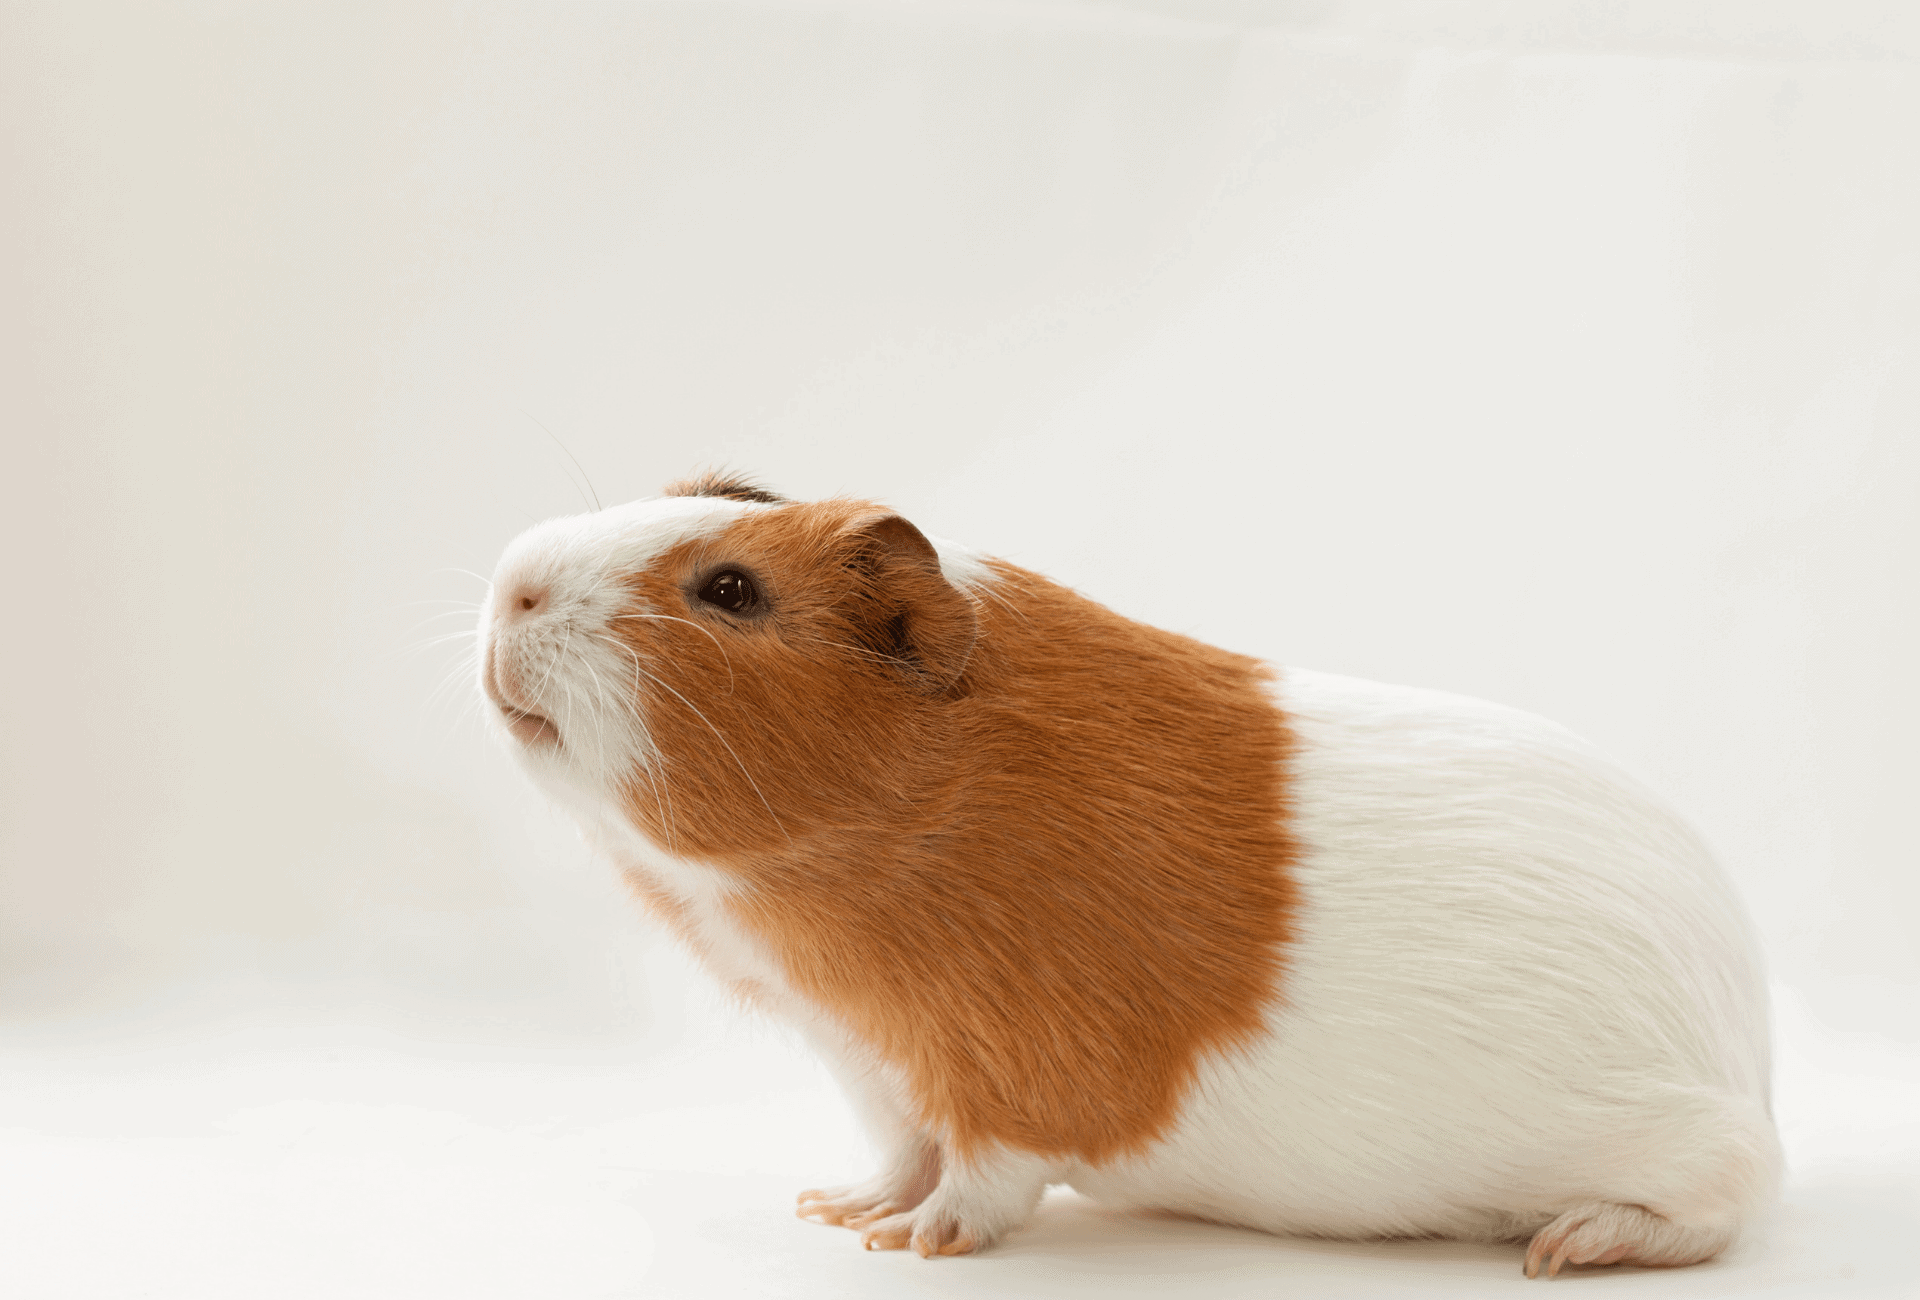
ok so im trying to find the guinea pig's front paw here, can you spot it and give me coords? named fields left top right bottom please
left=853, top=1147, right=1052, bottom=1260
left=795, top=1181, right=924, bottom=1230
left=858, top=1206, right=977, bottom=1258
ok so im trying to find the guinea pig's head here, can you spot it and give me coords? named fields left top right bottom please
left=478, top=473, right=984, bottom=857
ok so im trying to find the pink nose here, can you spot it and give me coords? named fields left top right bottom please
left=502, top=584, right=549, bottom=621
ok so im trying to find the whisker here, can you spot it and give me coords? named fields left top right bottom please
left=417, top=634, right=489, bottom=747
left=578, top=653, right=626, bottom=794
left=788, top=632, right=911, bottom=670
left=388, top=628, right=482, bottom=661
left=647, top=764, right=678, bottom=852
left=637, top=667, right=792, bottom=847
left=430, top=567, right=496, bottom=588
left=410, top=628, right=481, bottom=647
left=560, top=676, right=581, bottom=776
left=574, top=565, right=625, bottom=624
left=629, top=683, right=679, bottom=850
left=602, top=633, right=680, bottom=851
left=971, top=580, right=1028, bottom=626
left=404, top=609, right=488, bottom=634
left=529, top=619, right=575, bottom=712
left=607, top=612, right=736, bottom=691
left=520, top=409, right=603, bottom=513
left=442, top=671, right=491, bottom=743
left=429, top=657, right=482, bottom=719
left=591, top=631, right=791, bottom=846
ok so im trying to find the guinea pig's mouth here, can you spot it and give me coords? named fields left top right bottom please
left=500, top=705, right=560, bottom=747
left=482, top=653, right=562, bottom=748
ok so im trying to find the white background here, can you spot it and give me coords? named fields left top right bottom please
left=2, top=1, right=1915, bottom=1295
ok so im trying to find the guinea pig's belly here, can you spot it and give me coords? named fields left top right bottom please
left=1057, top=1013, right=1540, bottom=1241
left=1063, top=670, right=1775, bottom=1239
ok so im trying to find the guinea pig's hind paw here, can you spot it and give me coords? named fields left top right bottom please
left=1523, top=1202, right=1725, bottom=1278
left=1523, top=1216, right=1586, bottom=1279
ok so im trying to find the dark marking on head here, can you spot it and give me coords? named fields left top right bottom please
left=663, top=472, right=786, bottom=504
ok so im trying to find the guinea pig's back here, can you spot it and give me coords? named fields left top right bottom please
left=1276, top=666, right=1771, bottom=1102
left=1066, top=667, right=1777, bottom=1242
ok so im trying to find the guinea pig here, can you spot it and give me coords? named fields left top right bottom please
left=477, top=471, right=1778, bottom=1277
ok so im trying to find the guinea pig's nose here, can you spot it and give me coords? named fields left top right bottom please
left=502, top=584, right=549, bottom=621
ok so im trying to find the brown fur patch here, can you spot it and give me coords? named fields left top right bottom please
left=613, top=497, right=1297, bottom=1165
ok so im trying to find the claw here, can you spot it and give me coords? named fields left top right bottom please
left=1523, top=1201, right=1720, bottom=1277
left=797, top=1197, right=850, bottom=1226
left=797, top=1182, right=919, bottom=1232
left=860, top=1217, right=913, bottom=1252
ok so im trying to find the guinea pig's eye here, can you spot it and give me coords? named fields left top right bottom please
left=697, top=570, right=757, bottom=614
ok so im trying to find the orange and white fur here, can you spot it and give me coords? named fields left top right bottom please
left=478, top=474, right=1778, bottom=1278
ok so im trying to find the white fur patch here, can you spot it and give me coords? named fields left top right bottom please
left=926, top=534, right=995, bottom=592
left=479, top=494, right=765, bottom=802
left=572, top=798, right=790, bottom=998
left=1064, top=668, right=1778, bottom=1244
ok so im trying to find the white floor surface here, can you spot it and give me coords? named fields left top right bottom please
left=1, top=986, right=1912, bottom=1300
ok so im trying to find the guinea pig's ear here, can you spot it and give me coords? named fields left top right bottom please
left=841, top=513, right=979, bottom=694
